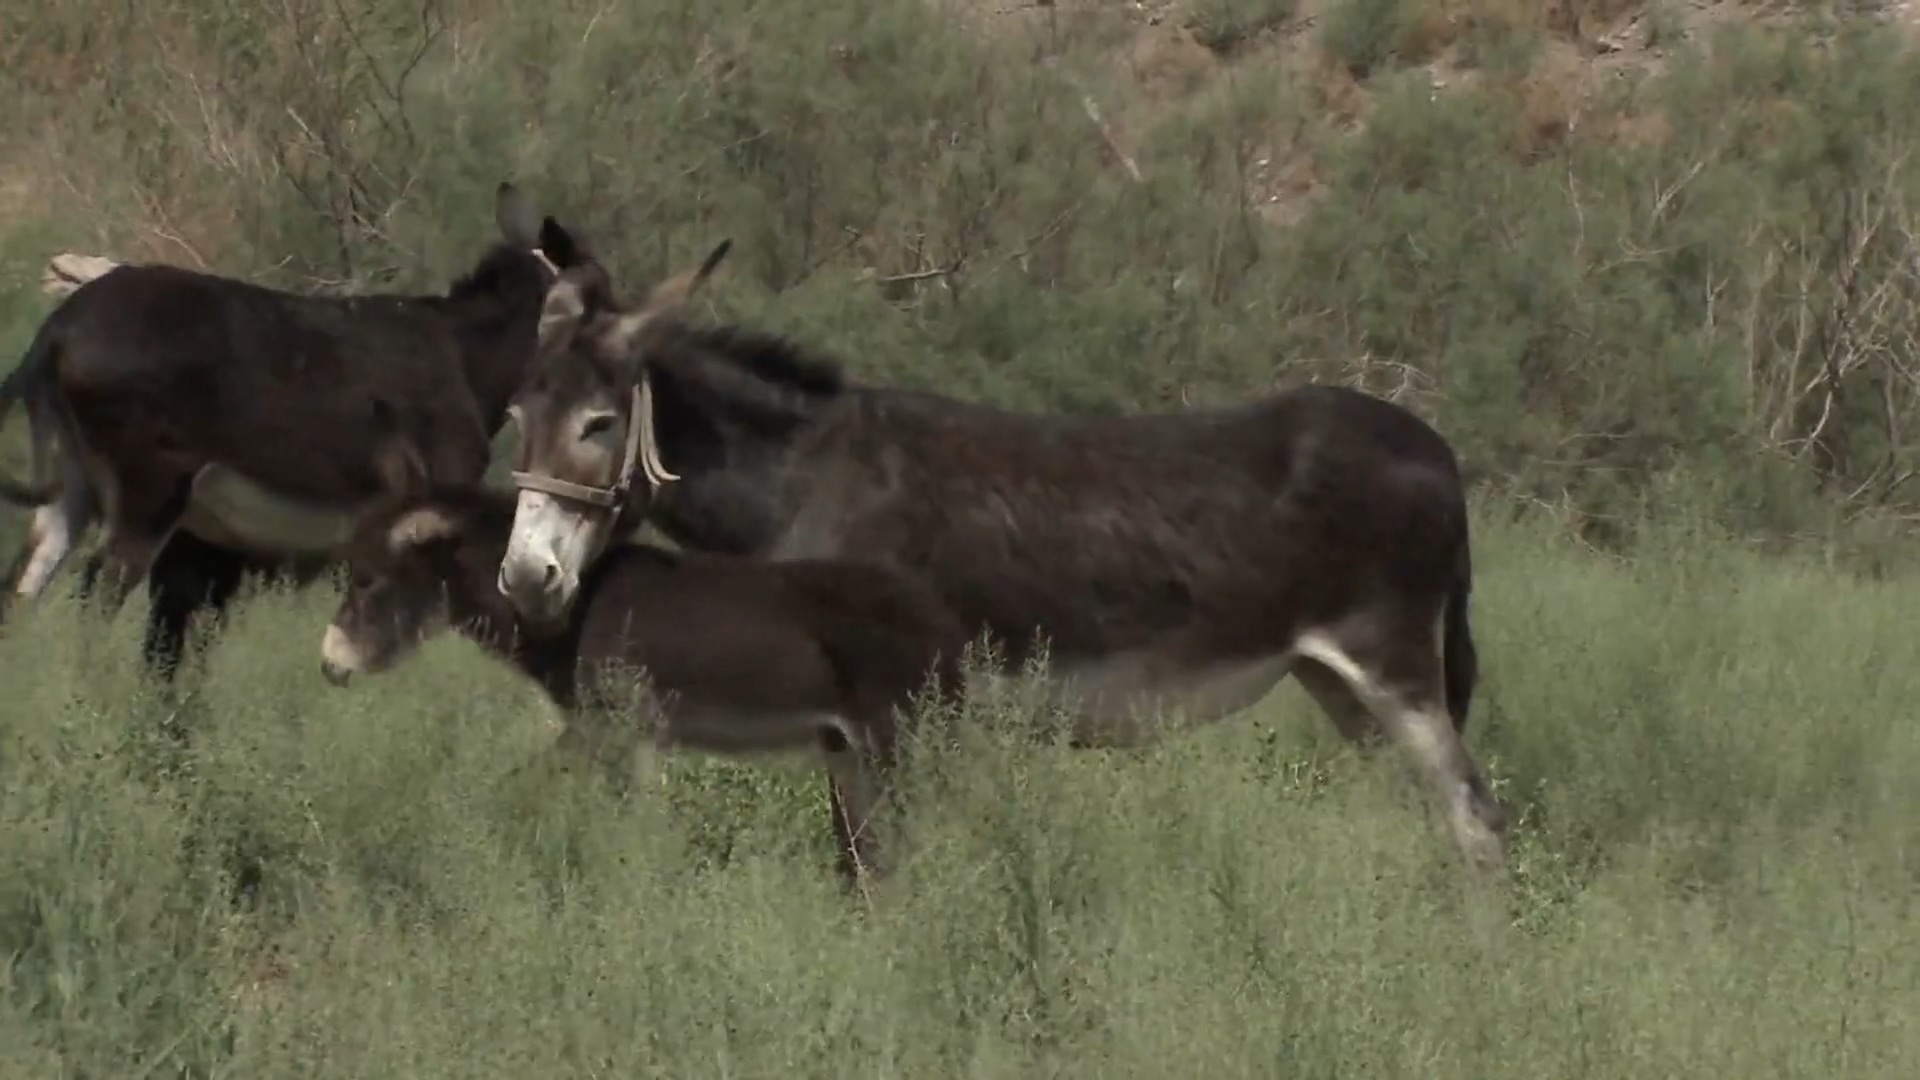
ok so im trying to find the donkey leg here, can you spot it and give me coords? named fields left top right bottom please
left=12, top=457, right=95, bottom=600
left=76, top=464, right=195, bottom=625
left=90, top=526, right=184, bottom=623
left=1293, top=621, right=1507, bottom=879
left=142, top=531, right=253, bottom=684
left=1292, top=658, right=1386, bottom=748
left=818, top=709, right=898, bottom=889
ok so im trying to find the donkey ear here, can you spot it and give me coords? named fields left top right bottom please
left=495, top=182, right=541, bottom=249
left=599, top=308, right=655, bottom=358
left=600, top=239, right=733, bottom=356
left=538, top=274, right=590, bottom=352
left=386, top=506, right=463, bottom=553
left=537, top=216, right=582, bottom=268
left=643, top=238, right=730, bottom=313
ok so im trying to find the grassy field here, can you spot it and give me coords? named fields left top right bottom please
left=1, top=509, right=1916, bottom=1077
left=4, top=0, right=1920, bottom=1075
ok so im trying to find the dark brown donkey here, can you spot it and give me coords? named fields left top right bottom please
left=316, top=409, right=970, bottom=885
left=495, top=266, right=1512, bottom=880
left=0, top=183, right=603, bottom=679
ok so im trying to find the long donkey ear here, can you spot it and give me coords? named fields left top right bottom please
left=537, top=216, right=583, bottom=269
left=538, top=272, right=591, bottom=353
left=495, top=181, right=542, bottom=249
left=600, top=238, right=733, bottom=356
left=370, top=399, right=431, bottom=500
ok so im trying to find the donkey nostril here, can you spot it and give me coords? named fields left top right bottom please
left=542, top=563, right=559, bottom=589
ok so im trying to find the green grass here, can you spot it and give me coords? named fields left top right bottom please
left=1, top=508, right=1915, bottom=1077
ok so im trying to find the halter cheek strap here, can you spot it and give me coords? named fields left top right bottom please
left=509, top=379, right=675, bottom=508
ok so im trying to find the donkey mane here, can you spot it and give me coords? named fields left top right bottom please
left=643, top=318, right=848, bottom=401
left=443, top=244, right=552, bottom=306
left=631, top=318, right=851, bottom=448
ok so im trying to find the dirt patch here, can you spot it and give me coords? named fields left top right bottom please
left=1125, top=22, right=1222, bottom=103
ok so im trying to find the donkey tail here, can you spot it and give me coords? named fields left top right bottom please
left=1441, top=536, right=1479, bottom=734
left=0, top=320, right=64, bottom=506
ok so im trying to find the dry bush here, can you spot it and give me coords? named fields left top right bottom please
left=1422, top=0, right=1648, bottom=50
left=1181, top=0, right=1301, bottom=55
left=3, top=0, right=451, bottom=282
left=1335, top=0, right=1650, bottom=73
left=1127, top=23, right=1223, bottom=103
left=1300, top=50, right=1375, bottom=127
left=1540, top=0, right=1648, bottom=39
left=1392, top=0, right=1512, bottom=63
left=1481, top=39, right=1593, bottom=159
left=1584, top=106, right=1676, bottom=150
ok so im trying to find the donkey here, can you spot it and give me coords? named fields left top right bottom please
left=491, top=265, right=1512, bottom=880
left=0, top=183, right=606, bottom=680
left=308, top=403, right=971, bottom=885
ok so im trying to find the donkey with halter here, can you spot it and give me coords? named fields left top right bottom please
left=496, top=260, right=1510, bottom=880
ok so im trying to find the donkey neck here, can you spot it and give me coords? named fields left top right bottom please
left=436, top=252, right=552, bottom=428
left=645, top=437, right=817, bottom=557
left=451, top=307, right=543, bottom=430
left=438, top=529, right=514, bottom=648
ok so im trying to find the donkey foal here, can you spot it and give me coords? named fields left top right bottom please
left=316, top=438, right=970, bottom=887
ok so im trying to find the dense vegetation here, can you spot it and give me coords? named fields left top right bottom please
left=1, top=1, right=1916, bottom=1075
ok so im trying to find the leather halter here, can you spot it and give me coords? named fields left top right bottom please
left=509, top=383, right=654, bottom=509
left=509, top=248, right=677, bottom=509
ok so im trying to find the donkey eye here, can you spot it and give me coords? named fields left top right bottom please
left=581, top=413, right=618, bottom=440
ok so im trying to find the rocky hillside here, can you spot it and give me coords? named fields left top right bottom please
left=957, top=0, right=1920, bottom=229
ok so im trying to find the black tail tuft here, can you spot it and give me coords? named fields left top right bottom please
left=1441, top=542, right=1478, bottom=734
left=0, top=319, right=61, bottom=505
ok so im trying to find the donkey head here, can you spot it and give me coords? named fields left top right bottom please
left=320, top=402, right=498, bottom=686
left=497, top=240, right=732, bottom=634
